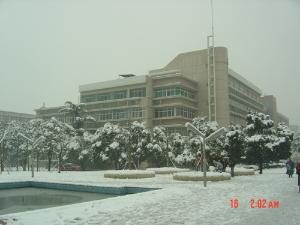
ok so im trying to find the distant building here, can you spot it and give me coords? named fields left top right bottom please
left=261, top=95, right=278, bottom=125
left=0, top=110, right=34, bottom=123
left=36, top=47, right=264, bottom=133
left=290, top=125, right=299, bottom=135
left=277, top=112, right=289, bottom=126
left=261, top=95, right=290, bottom=127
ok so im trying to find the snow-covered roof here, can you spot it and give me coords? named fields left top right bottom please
left=228, top=68, right=262, bottom=95
left=79, top=75, right=147, bottom=93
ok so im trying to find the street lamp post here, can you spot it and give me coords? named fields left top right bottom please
left=186, top=122, right=226, bottom=187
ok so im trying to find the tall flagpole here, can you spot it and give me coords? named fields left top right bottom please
left=207, top=0, right=217, bottom=122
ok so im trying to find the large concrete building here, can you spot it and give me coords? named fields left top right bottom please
left=0, top=110, right=34, bottom=123
left=36, top=47, right=265, bottom=133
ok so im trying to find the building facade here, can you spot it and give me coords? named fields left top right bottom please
left=0, top=110, right=34, bottom=123
left=36, top=47, right=264, bottom=133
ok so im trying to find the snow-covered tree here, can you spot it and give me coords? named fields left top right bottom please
left=66, top=131, right=93, bottom=170
left=59, top=101, right=95, bottom=130
left=91, top=123, right=127, bottom=169
left=173, top=133, right=202, bottom=170
left=245, top=112, right=275, bottom=174
left=208, top=134, right=228, bottom=171
left=41, top=117, right=74, bottom=171
left=5, top=120, right=32, bottom=171
left=171, top=133, right=195, bottom=168
left=29, top=119, right=46, bottom=171
left=192, top=116, right=219, bottom=137
left=272, top=122, right=294, bottom=160
left=224, top=125, right=245, bottom=176
left=56, top=123, right=76, bottom=173
left=189, top=117, right=224, bottom=170
left=169, top=133, right=184, bottom=161
left=0, top=121, right=10, bottom=171
left=128, top=121, right=151, bottom=169
left=146, top=126, right=170, bottom=167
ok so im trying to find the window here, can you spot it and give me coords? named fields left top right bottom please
left=155, top=107, right=195, bottom=119
left=81, top=90, right=127, bottom=103
left=154, top=86, right=195, bottom=99
left=92, top=108, right=144, bottom=121
left=129, top=88, right=146, bottom=98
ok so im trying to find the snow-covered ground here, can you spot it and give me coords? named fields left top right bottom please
left=0, top=168, right=299, bottom=225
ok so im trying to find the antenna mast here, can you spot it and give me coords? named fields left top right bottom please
left=207, top=0, right=217, bottom=122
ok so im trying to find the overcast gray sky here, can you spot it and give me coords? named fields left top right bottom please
left=0, top=0, right=299, bottom=125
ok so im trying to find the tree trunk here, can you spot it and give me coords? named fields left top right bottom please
left=48, top=151, right=52, bottom=172
left=27, top=155, right=30, bottom=171
left=58, top=146, right=63, bottom=173
left=128, top=142, right=132, bottom=170
left=16, top=148, right=19, bottom=171
left=200, top=151, right=204, bottom=172
left=230, top=166, right=235, bottom=177
left=166, top=139, right=169, bottom=167
left=0, top=141, right=4, bottom=172
left=258, top=152, right=263, bottom=174
left=36, top=152, right=39, bottom=172
left=22, top=158, right=27, bottom=171
left=259, top=161, right=263, bottom=174
left=0, top=159, right=4, bottom=172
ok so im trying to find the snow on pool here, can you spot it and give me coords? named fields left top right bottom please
left=0, top=187, right=115, bottom=215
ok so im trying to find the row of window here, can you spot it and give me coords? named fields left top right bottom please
left=230, top=112, right=247, bottom=125
left=229, top=105, right=248, bottom=116
left=154, top=86, right=195, bottom=99
left=81, top=88, right=146, bottom=103
left=81, top=85, right=196, bottom=104
left=229, top=87, right=263, bottom=110
left=129, top=88, right=146, bottom=98
left=165, top=127, right=188, bottom=136
left=81, top=90, right=127, bottom=103
left=91, top=108, right=144, bottom=121
left=155, top=107, right=195, bottom=119
left=228, top=78, right=260, bottom=101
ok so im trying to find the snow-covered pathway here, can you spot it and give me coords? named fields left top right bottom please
left=0, top=169, right=299, bottom=225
